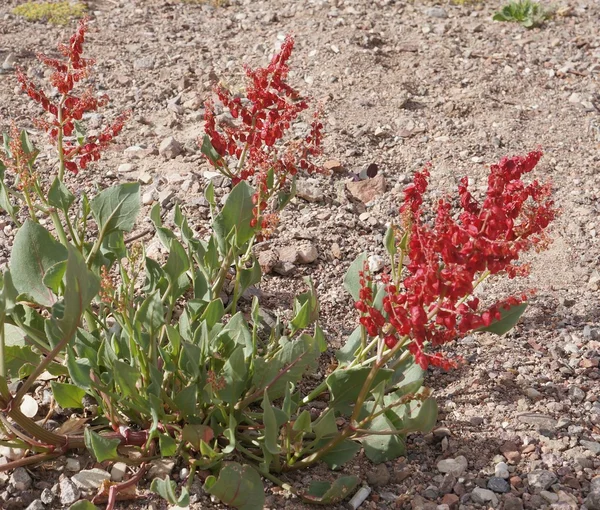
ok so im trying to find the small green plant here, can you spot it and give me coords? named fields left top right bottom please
left=493, top=0, right=552, bottom=28
left=12, top=1, right=87, bottom=25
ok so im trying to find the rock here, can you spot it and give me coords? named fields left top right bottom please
left=147, top=459, right=175, bottom=480
left=118, top=163, right=136, bottom=173
left=368, top=254, right=385, bottom=272
left=527, top=470, right=557, bottom=492
left=470, top=416, right=484, bottom=426
left=25, top=500, right=44, bottom=510
left=138, top=171, right=153, bottom=185
left=568, top=385, right=586, bottom=402
left=568, top=92, right=582, bottom=104
left=439, top=474, right=456, bottom=495
left=504, top=494, right=524, bottom=510
left=71, top=468, right=111, bottom=490
left=59, top=477, right=80, bottom=506
left=366, top=464, right=390, bottom=486
left=323, top=159, right=344, bottom=173
left=412, top=495, right=437, bottom=510
left=581, top=440, right=600, bottom=455
left=423, top=485, right=439, bottom=500
left=346, top=175, right=386, bottom=204
left=296, top=178, right=324, bottom=202
left=425, top=7, right=448, bottom=18
left=540, top=490, right=558, bottom=503
left=331, top=242, right=342, bottom=259
left=0, top=445, right=25, bottom=461
left=257, top=250, right=278, bottom=274
left=278, top=242, right=318, bottom=264
left=158, top=188, right=175, bottom=207
left=159, top=136, right=183, bottom=160
left=2, top=53, right=16, bottom=70
left=437, top=456, right=468, bottom=477
left=20, top=394, right=38, bottom=418
left=524, top=387, right=543, bottom=399
left=584, top=491, right=600, bottom=510
left=488, top=477, right=510, bottom=493
left=10, top=467, right=32, bottom=491
left=274, top=261, right=296, bottom=276
left=133, top=56, right=155, bottom=70
left=471, top=487, right=499, bottom=507
left=517, top=413, right=557, bottom=431
left=111, top=462, right=128, bottom=482
left=40, top=488, right=54, bottom=505
left=441, top=493, right=459, bottom=510
left=500, top=441, right=522, bottom=463
left=495, top=462, right=510, bottom=479
left=142, top=189, right=157, bottom=205
left=555, top=490, right=578, bottom=509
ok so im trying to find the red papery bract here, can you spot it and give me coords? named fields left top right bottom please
left=16, top=18, right=125, bottom=174
left=355, top=151, right=557, bottom=370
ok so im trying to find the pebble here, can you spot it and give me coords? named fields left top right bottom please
left=296, top=178, right=324, bottom=202
left=278, top=242, right=318, bottom=264
left=366, top=464, right=390, bottom=486
left=346, top=175, right=386, bottom=204
left=504, top=494, right=524, bottom=510
left=495, top=462, right=510, bottom=479
left=425, top=7, right=448, bottom=18
left=540, top=490, right=558, bottom=503
left=117, top=163, right=136, bottom=173
left=568, top=385, right=586, bottom=402
left=487, top=476, right=510, bottom=493
left=471, top=487, right=498, bottom=506
left=71, top=468, right=111, bottom=490
left=527, top=470, right=557, bottom=492
left=159, top=136, right=183, bottom=159
left=437, top=456, right=468, bottom=477
left=580, top=439, right=600, bottom=454
left=133, top=55, right=155, bottom=70
left=111, top=462, right=128, bottom=482
left=25, top=500, right=44, bottom=510
left=59, top=477, right=80, bottom=506
left=368, top=254, right=385, bottom=272
left=9, top=467, right=32, bottom=491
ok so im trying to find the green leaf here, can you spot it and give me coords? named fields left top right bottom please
left=213, top=181, right=255, bottom=248
left=201, top=299, right=225, bottom=329
left=66, top=344, right=93, bottom=390
left=326, top=367, right=394, bottom=416
left=68, top=501, right=99, bottom=510
left=164, top=238, right=190, bottom=282
left=313, top=409, right=338, bottom=440
left=150, top=477, right=190, bottom=507
left=478, top=302, right=528, bottom=336
left=134, top=290, right=164, bottom=332
left=159, top=433, right=178, bottom=457
left=113, top=359, right=140, bottom=398
left=261, top=391, right=280, bottom=455
left=277, top=175, right=297, bottom=210
left=174, top=384, right=197, bottom=418
left=360, top=404, right=406, bottom=463
left=384, top=224, right=397, bottom=258
left=19, top=129, right=38, bottom=160
left=90, top=182, right=140, bottom=236
left=318, top=439, right=361, bottom=469
left=9, top=220, right=68, bottom=306
left=5, top=345, right=40, bottom=380
left=293, top=410, right=313, bottom=433
left=217, top=345, right=248, bottom=404
left=48, top=177, right=75, bottom=211
left=336, top=326, right=361, bottom=365
left=182, top=424, right=215, bottom=450
left=50, top=381, right=86, bottom=409
left=204, top=462, right=265, bottom=510
left=402, top=397, right=438, bottom=433
left=343, top=253, right=367, bottom=301
left=303, top=476, right=360, bottom=504
left=42, top=261, right=67, bottom=295
left=84, top=429, right=120, bottom=462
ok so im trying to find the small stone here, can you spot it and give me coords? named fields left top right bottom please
left=584, top=492, right=600, bottom=510
left=411, top=495, right=437, bottom=510
left=527, top=470, right=557, bottom=492
left=346, top=174, right=386, bottom=204
left=331, top=243, right=342, bottom=259
left=111, top=462, right=128, bottom=482
left=257, top=250, right=278, bottom=275
left=568, top=385, right=586, bottom=402
left=568, top=92, right=582, bottom=104
left=540, top=490, right=558, bottom=503
left=59, top=477, right=81, bottom=505
left=368, top=254, right=385, bottom=272
left=2, top=53, right=16, bottom=70
left=366, top=464, right=390, bottom=486
left=470, top=416, right=484, bottom=426
left=495, top=462, right=510, bottom=479
left=487, top=476, right=510, bottom=493
left=278, top=242, right=318, bottom=264
left=133, top=56, right=155, bottom=70
left=423, top=485, right=439, bottom=500
left=274, top=261, right=295, bottom=276
left=40, top=488, right=54, bottom=505
left=147, top=459, right=175, bottom=480
left=158, top=188, right=175, bottom=207
left=517, top=413, right=557, bottom=431
left=437, top=456, right=468, bottom=477
left=117, top=163, right=136, bottom=173
left=580, top=440, right=600, bottom=454
left=159, top=136, right=183, bottom=160
left=524, top=387, right=543, bottom=399
left=471, top=487, right=499, bottom=506
left=71, top=468, right=110, bottom=490
left=425, top=7, right=448, bottom=18
left=10, top=467, right=32, bottom=491
left=142, top=189, right=157, bottom=205
left=0, top=445, right=25, bottom=461
left=504, top=494, right=524, bottom=510
left=138, top=171, right=153, bottom=185
left=439, top=474, right=456, bottom=495
left=441, top=493, right=459, bottom=510
left=25, top=500, right=44, bottom=510
left=296, top=179, right=324, bottom=202
left=323, top=159, right=344, bottom=173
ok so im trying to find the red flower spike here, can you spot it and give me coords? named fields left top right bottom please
left=355, top=152, right=556, bottom=370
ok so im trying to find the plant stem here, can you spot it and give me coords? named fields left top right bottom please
left=0, top=318, right=5, bottom=379
left=49, top=210, right=70, bottom=247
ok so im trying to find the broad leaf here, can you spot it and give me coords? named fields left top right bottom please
left=343, top=253, right=367, bottom=301
left=204, top=462, right=265, bottom=510
left=478, top=302, right=528, bottom=336
left=212, top=181, right=255, bottom=248
left=84, top=429, right=120, bottom=462
left=90, top=182, right=140, bottom=236
left=50, top=381, right=86, bottom=409
left=318, top=439, right=361, bottom=470
left=48, top=177, right=75, bottom=211
left=9, top=220, right=67, bottom=306
left=150, top=477, right=190, bottom=507
left=303, top=475, right=360, bottom=504
left=326, top=367, right=394, bottom=415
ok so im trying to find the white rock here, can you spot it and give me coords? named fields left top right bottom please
left=111, top=462, right=128, bottom=482
left=10, top=467, right=32, bottom=490
left=495, top=461, right=510, bottom=479
left=368, top=254, right=385, bottom=273
left=71, top=468, right=111, bottom=490
left=20, top=394, right=38, bottom=418
left=471, top=487, right=499, bottom=507
left=65, top=457, right=81, bottom=472
left=117, top=163, right=136, bottom=173
left=437, top=455, right=468, bottom=476
left=159, top=136, right=183, bottom=160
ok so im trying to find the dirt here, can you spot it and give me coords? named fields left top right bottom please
left=0, top=0, right=599, bottom=509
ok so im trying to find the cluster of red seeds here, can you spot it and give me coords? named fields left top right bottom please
left=356, top=151, right=557, bottom=370
left=16, top=18, right=127, bottom=175
left=203, top=35, right=324, bottom=233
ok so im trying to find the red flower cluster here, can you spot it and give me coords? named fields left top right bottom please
left=202, top=35, right=323, bottom=233
left=355, top=151, right=557, bottom=370
left=16, top=18, right=127, bottom=174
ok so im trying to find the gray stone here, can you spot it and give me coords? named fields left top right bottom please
left=117, top=163, right=136, bottom=173
left=147, top=459, right=175, bottom=480
left=540, top=490, right=558, bottom=503
left=59, top=477, right=81, bottom=505
left=40, top=488, right=54, bottom=505
left=9, top=467, right=32, bottom=491
left=569, top=385, right=586, bottom=402
left=296, top=179, right=324, bottom=202
left=487, top=477, right=510, bottom=493
left=581, top=440, right=600, bottom=455
left=517, top=413, right=557, bottom=431
left=495, top=461, right=510, bottom=479
left=423, top=485, right=439, bottom=500
left=25, top=500, right=44, bottom=510
left=133, top=56, right=155, bottom=70
left=504, top=495, right=524, bottom=510
left=439, top=474, right=456, bottom=495
left=65, top=457, right=81, bottom=472
left=527, top=470, right=557, bottom=492
left=471, top=487, right=499, bottom=507
left=159, top=136, right=183, bottom=160
left=366, top=464, right=390, bottom=486
left=71, top=468, right=111, bottom=490
left=158, top=188, right=175, bottom=207
left=274, top=261, right=296, bottom=276
left=591, top=477, right=600, bottom=492
left=278, top=242, right=318, bottom=264
left=437, top=456, right=468, bottom=477
left=425, top=7, right=448, bottom=18
left=584, top=491, right=600, bottom=510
